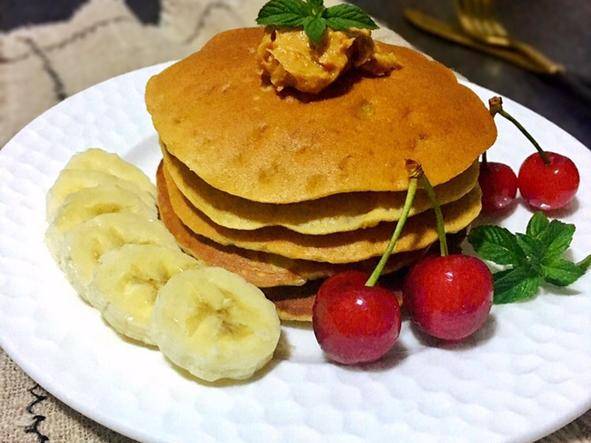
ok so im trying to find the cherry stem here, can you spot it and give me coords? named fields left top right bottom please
left=489, top=96, right=550, bottom=165
left=481, top=151, right=488, bottom=167
left=419, top=173, right=448, bottom=257
left=365, top=161, right=421, bottom=287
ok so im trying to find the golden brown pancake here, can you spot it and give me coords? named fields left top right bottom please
left=266, top=228, right=468, bottom=322
left=157, top=164, right=429, bottom=287
left=159, top=164, right=469, bottom=321
left=264, top=282, right=320, bottom=322
left=163, top=145, right=479, bottom=235
left=162, top=164, right=482, bottom=263
left=265, top=268, right=408, bottom=322
left=146, top=27, right=496, bottom=203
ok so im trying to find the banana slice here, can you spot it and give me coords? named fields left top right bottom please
left=45, top=185, right=157, bottom=260
left=151, top=267, right=281, bottom=382
left=90, top=244, right=201, bottom=345
left=60, top=213, right=178, bottom=302
left=47, top=169, right=154, bottom=220
left=65, top=148, right=155, bottom=198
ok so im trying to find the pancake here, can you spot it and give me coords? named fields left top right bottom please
left=163, top=145, right=479, bottom=235
left=162, top=164, right=482, bottom=263
left=265, top=227, right=469, bottom=322
left=146, top=27, right=496, bottom=203
left=265, top=274, right=404, bottom=322
left=157, top=164, right=429, bottom=287
left=264, top=281, right=320, bottom=322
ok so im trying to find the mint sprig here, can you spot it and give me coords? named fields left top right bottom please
left=468, top=212, right=591, bottom=304
left=256, top=0, right=378, bottom=43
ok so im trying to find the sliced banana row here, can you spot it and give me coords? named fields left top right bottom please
left=46, top=148, right=281, bottom=382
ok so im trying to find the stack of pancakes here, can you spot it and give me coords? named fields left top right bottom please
left=146, top=28, right=496, bottom=321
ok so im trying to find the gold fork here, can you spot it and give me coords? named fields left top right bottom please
left=455, top=0, right=564, bottom=74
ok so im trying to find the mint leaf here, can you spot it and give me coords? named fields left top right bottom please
left=542, top=258, right=585, bottom=286
left=324, top=4, right=378, bottom=30
left=578, top=254, right=591, bottom=272
left=493, top=266, right=540, bottom=304
left=539, top=219, right=575, bottom=261
left=526, top=211, right=549, bottom=238
left=515, top=233, right=544, bottom=259
left=515, top=233, right=544, bottom=274
left=303, top=15, right=327, bottom=43
left=257, top=0, right=309, bottom=26
left=468, top=225, right=524, bottom=265
left=307, top=0, right=325, bottom=15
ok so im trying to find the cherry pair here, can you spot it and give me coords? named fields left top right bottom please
left=479, top=97, right=580, bottom=214
left=313, top=162, right=493, bottom=365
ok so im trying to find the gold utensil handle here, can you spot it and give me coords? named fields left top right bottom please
left=512, top=40, right=564, bottom=74
left=404, top=9, right=548, bottom=74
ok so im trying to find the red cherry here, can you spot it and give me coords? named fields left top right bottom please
left=317, top=270, right=369, bottom=297
left=313, top=271, right=401, bottom=364
left=478, top=162, right=518, bottom=214
left=518, top=152, right=580, bottom=211
left=404, top=255, right=493, bottom=341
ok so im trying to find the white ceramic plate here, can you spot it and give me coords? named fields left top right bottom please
left=1, top=63, right=590, bottom=443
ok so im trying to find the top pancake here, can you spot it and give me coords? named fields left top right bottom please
left=146, top=27, right=496, bottom=203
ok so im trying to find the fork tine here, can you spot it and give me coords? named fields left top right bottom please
left=455, top=0, right=476, bottom=34
left=474, top=0, right=485, bottom=18
left=483, top=0, right=508, bottom=36
left=477, top=0, right=496, bottom=36
left=482, top=0, right=493, bottom=16
left=478, top=0, right=491, bottom=31
left=457, top=0, right=478, bottom=35
left=466, top=0, right=489, bottom=36
left=468, top=0, right=481, bottom=19
left=461, top=0, right=505, bottom=38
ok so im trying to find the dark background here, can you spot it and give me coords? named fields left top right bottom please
left=2, top=0, right=590, bottom=148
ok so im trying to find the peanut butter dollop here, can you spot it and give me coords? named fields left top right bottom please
left=257, top=28, right=399, bottom=94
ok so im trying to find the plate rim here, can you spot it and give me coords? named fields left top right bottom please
left=1, top=62, right=590, bottom=443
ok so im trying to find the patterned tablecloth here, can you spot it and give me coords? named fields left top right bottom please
left=0, top=0, right=589, bottom=441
